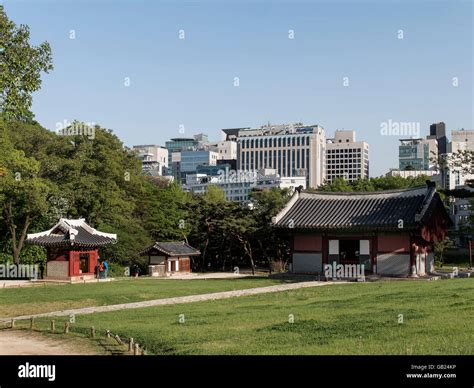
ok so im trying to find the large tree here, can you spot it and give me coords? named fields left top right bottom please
left=0, top=119, right=52, bottom=264
left=0, top=5, right=53, bottom=121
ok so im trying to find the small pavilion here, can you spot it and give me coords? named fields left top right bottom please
left=27, top=218, right=117, bottom=281
left=140, top=241, right=200, bottom=276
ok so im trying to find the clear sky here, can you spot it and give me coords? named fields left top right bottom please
left=3, top=0, right=473, bottom=176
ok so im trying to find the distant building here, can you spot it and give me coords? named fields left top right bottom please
left=180, top=150, right=218, bottom=180
left=444, top=129, right=474, bottom=190
left=212, top=140, right=237, bottom=160
left=386, top=168, right=440, bottom=181
left=165, top=137, right=200, bottom=181
left=449, top=185, right=474, bottom=248
left=183, top=168, right=306, bottom=203
left=326, top=130, right=369, bottom=183
left=236, top=123, right=326, bottom=188
left=193, top=133, right=209, bottom=144
left=132, top=145, right=168, bottom=176
left=398, top=138, right=438, bottom=171
left=428, top=122, right=448, bottom=155
left=196, top=163, right=232, bottom=176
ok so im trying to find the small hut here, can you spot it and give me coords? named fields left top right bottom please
left=140, top=242, right=200, bottom=276
left=27, top=218, right=117, bottom=281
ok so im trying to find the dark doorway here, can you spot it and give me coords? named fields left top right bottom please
left=79, top=253, right=89, bottom=273
left=339, top=239, right=359, bottom=265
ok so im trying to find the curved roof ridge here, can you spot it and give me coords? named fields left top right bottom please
left=301, top=185, right=428, bottom=199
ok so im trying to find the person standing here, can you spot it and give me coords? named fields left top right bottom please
left=103, top=260, right=109, bottom=279
left=99, top=261, right=104, bottom=279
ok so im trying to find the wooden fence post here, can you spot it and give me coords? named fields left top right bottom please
left=90, top=327, right=96, bottom=338
left=106, top=330, right=111, bottom=339
left=11, top=319, right=15, bottom=329
left=114, top=334, right=123, bottom=345
left=134, top=343, right=139, bottom=356
left=30, top=317, right=35, bottom=330
left=50, top=320, right=55, bottom=333
left=64, top=322, right=70, bottom=334
left=128, top=338, right=134, bottom=352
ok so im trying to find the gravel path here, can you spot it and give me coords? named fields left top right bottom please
left=1, top=280, right=338, bottom=323
left=0, top=330, right=94, bottom=355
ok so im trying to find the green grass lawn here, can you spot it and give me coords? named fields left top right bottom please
left=21, top=278, right=474, bottom=355
left=0, top=277, right=286, bottom=317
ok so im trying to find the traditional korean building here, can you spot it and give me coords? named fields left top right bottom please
left=272, top=182, right=452, bottom=277
left=140, top=241, right=200, bottom=276
left=27, top=218, right=117, bottom=281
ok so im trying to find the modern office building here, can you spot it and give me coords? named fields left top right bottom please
left=450, top=129, right=474, bottom=152
left=165, top=137, right=200, bottom=181
left=132, top=145, right=169, bottom=176
left=449, top=185, right=474, bottom=248
left=236, top=123, right=326, bottom=188
left=428, top=122, right=448, bottom=155
left=211, top=140, right=237, bottom=160
left=180, top=150, right=218, bottom=175
left=325, top=130, right=369, bottom=183
left=444, top=129, right=474, bottom=190
left=196, top=163, right=232, bottom=177
left=398, top=138, right=438, bottom=171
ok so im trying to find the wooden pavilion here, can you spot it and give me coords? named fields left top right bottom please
left=27, top=218, right=117, bottom=281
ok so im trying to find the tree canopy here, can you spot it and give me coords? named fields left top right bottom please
left=0, top=6, right=53, bottom=122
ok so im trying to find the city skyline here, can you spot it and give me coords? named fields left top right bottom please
left=3, top=0, right=473, bottom=177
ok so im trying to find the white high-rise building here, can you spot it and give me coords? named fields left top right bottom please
left=325, top=130, right=369, bottom=183
left=132, top=145, right=169, bottom=176
left=211, top=140, right=237, bottom=160
left=445, top=129, right=474, bottom=189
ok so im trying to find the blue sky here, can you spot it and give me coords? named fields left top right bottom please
left=3, top=0, right=473, bottom=176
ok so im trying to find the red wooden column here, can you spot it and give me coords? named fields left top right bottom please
left=409, top=236, right=417, bottom=277
left=68, top=251, right=75, bottom=277
left=322, top=235, right=328, bottom=266
left=371, top=235, right=378, bottom=274
left=88, top=250, right=98, bottom=274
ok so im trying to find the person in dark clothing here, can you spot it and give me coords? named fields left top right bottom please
left=94, top=261, right=100, bottom=279
left=38, top=262, right=44, bottom=280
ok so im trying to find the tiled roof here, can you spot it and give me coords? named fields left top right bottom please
left=27, top=219, right=117, bottom=248
left=273, top=185, right=450, bottom=231
left=140, top=241, right=201, bottom=257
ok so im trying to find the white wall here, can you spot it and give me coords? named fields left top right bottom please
left=292, top=253, right=323, bottom=273
left=377, top=253, right=410, bottom=276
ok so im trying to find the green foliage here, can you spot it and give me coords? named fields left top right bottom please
left=0, top=6, right=53, bottom=121
left=433, top=238, right=454, bottom=267
left=203, top=185, right=225, bottom=203
left=0, top=118, right=193, bottom=267
left=185, top=187, right=291, bottom=273
left=0, top=118, right=54, bottom=263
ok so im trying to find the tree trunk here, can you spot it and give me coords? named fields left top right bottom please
left=5, top=201, right=32, bottom=265
left=246, top=241, right=255, bottom=275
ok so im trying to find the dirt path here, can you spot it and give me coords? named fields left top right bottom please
left=0, top=330, right=96, bottom=355
left=1, top=280, right=341, bottom=323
